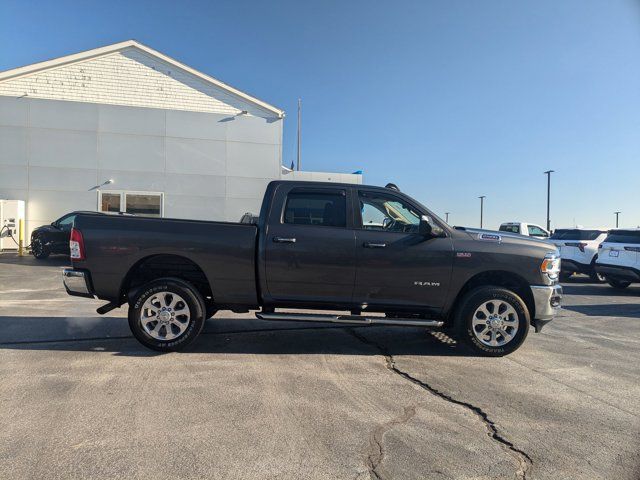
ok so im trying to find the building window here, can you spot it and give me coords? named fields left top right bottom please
left=101, top=193, right=121, bottom=213
left=98, top=191, right=163, bottom=217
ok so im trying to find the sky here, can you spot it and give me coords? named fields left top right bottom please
left=1, top=0, right=639, bottom=229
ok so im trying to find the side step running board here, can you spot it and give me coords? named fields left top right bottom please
left=255, top=312, right=443, bottom=328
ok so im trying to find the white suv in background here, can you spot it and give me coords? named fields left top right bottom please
left=549, top=228, right=608, bottom=282
left=595, top=229, right=640, bottom=289
left=499, top=222, right=550, bottom=239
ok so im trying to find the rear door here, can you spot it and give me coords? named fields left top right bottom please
left=352, top=189, right=453, bottom=312
left=264, top=184, right=357, bottom=304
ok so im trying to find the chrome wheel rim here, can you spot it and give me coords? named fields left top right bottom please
left=471, top=300, right=519, bottom=347
left=140, top=291, right=191, bottom=341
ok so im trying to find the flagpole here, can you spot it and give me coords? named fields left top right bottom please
left=297, top=98, right=301, bottom=171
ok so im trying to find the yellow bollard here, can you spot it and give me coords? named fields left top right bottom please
left=18, top=218, right=24, bottom=256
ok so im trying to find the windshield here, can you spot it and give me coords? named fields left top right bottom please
left=550, top=229, right=605, bottom=241
left=603, top=230, right=640, bottom=244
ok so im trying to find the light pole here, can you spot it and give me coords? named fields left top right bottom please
left=614, top=211, right=621, bottom=228
left=478, top=196, right=486, bottom=228
left=445, top=212, right=450, bottom=223
left=544, top=170, right=554, bottom=232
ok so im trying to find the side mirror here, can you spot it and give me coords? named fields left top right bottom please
left=419, top=216, right=433, bottom=236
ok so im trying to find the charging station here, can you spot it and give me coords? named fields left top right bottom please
left=0, top=200, right=26, bottom=251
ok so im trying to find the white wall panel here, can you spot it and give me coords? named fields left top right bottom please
left=97, top=169, right=166, bottom=192
left=30, top=99, right=98, bottom=132
left=0, top=96, right=286, bottom=231
left=166, top=110, right=226, bottom=140
left=0, top=126, right=28, bottom=166
left=226, top=176, right=272, bottom=199
left=99, top=104, right=165, bottom=136
left=27, top=190, right=96, bottom=222
left=226, top=116, right=281, bottom=145
left=226, top=142, right=279, bottom=179
left=164, top=174, right=226, bottom=197
left=29, top=166, right=97, bottom=192
left=224, top=197, right=263, bottom=221
left=30, top=128, right=98, bottom=169
left=164, top=195, right=225, bottom=221
left=165, top=137, right=226, bottom=175
left=98, top=133, right=164, bottom=172
left=0, top=97, right=28, bottom=127
left=0, top=165, right=27, bottom=189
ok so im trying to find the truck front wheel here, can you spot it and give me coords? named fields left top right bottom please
left=128, top=278, right=206, bottom=352
left=455, top=286, right=530, bottom=357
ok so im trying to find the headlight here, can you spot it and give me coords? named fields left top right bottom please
left=540, top=253, right=561, bottom=280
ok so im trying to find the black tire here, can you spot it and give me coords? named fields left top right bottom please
left=454, top=286, right=530, bottom=357
left=128, top=278, right=206, bottom=352
left=559, top=271, right=572, bottom=281
left=589, top=271, right=607, bottom=283
left=607, top=279, right=631, bottom=289
left=31, top=237, right=50, bottom=259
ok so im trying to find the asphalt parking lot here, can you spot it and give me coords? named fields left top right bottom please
left=0, top=254, right=638, bottom=480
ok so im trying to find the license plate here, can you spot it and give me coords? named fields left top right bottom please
left=609, top=250, right=619, bottom=257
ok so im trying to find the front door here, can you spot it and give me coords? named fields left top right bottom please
left=264, top=185, right=356, bottom=304
left=353, top=190, right=453, bottom=312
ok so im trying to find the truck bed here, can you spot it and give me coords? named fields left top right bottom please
left=73, top=213, right=259, bottom=306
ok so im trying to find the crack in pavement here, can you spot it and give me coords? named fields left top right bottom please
left=348, top=328, right=533, bottom=480
left=367, top=404, right=417, bottom=480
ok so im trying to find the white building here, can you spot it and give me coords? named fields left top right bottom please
left=0, top=40, right=361, bottom=238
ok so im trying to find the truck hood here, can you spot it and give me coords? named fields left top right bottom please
left=455, top=227, right=558, bottom=252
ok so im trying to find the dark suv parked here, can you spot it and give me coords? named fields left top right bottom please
left=31, top=211, right=102, bottom=259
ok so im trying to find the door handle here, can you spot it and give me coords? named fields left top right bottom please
left=363, top=242, right=387, bottom=248
left=273, top=236, right=297, bottom=244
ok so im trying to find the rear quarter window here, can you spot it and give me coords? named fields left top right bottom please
left=603, top=230, right=640, bottom=244
left=551, top=229, right=606, bottom=241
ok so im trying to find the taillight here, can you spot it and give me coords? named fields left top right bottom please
left=598, top=244, right=603, bottom=249
left=565, top=242, right=587, bottom=252
left=70, top=228, right=85, bottom=260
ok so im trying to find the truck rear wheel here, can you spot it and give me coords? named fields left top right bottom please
left=455, top=286, right=530, bottom=357
left=128, top=278, right=206, bottom=352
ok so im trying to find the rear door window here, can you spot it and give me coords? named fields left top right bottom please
left=499, top=225, right=520, bottom=234
left=283, top=190, right=347, bottom=227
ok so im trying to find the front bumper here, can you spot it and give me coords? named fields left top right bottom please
left=62, top=269, right=94, bottom=298
left=530, top=284, right=562, bottom=331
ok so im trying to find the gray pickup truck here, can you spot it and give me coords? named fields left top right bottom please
left=63, top=180, right=562, bottom=356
